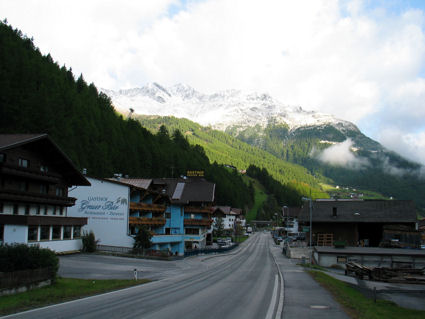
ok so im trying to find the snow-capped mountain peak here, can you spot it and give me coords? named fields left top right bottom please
left=101, top=83, right=357, bottom=133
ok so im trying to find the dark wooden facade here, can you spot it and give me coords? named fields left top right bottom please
left=0, top=134, right=89, bottom=246
left=299, top=199, right=418, bottom=247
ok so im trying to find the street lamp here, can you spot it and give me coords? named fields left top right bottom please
left=302, top=197, right=313, bottom=247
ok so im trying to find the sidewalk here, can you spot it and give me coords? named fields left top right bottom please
left=270, top=243, right=349, bottom=319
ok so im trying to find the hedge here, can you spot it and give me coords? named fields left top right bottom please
left=0, top=244, right=59, bottom=274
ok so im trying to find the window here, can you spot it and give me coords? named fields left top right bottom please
left=36, top=205, right=40, bottom=215
left=165, top=212, right=171, bottom=219
left=185, top=228, right=199, bottom=235
left=40, top=205, right=47, bottom=215
left=25, top=205, right=30, bottom=215
left=73, top=226, right=81, bottom=238
left=40, top=226, right=50, bottom=240
left=0, top=153, right=5, bottom=163
left=332, top=207, right=337, bottom=217
left=165, top=228, right=171, bottom=235
left=52, top=226, right=61, bottom=240
left=28, top=226, right=38, bottom=241
left=60, top=207, right=65, bottom=216
left=13, top=204, right=19, bottom=215
left=63, top=226, right=72, bottom=239
left=0, top=202, right=3, bottom=214
left=18, top=158, right=29, bottom=168
left=52, top=206, right=56, bottom=215
left=337, top=256, right=347, bottom=263
left=40, top=165, right=48, bottom=173
left=56, top=187, right=64, bottom=196
left=40, top=184, right=49, bottom=194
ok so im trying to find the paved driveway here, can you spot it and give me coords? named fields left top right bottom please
left=58, top=253, right=207, bottom=280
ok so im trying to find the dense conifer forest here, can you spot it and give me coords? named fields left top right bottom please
left=0, top=21, right=255, bottom=209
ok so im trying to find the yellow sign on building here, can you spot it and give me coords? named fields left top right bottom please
left=186, top=170, right=204, bottom=177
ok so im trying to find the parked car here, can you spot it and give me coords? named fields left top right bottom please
left=217, top=238, right=232, bottom=247
left=288, top=232, right=306, bottom=241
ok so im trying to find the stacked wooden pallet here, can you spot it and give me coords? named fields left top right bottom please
left=317, top=233, right=333, bottom=246
left=345, top=262, right=425, bottom=283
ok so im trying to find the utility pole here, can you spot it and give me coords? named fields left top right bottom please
left=309, top=198, right=312, bottom=247
left=302, top=197, right=313, bottom=247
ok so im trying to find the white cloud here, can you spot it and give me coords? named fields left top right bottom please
left=315, top=139, right=369, bottom=169
left=379, top=128, right=425, bottom=166
left=0, top=0, right=176, bottom=88
left=1, top=0, right=425, bottom=165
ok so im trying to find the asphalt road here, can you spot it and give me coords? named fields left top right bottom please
left=5, top=233, right=284, bottom=319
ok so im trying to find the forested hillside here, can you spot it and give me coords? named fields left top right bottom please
left=0, top=21, right=252, bottom=209
left=231, top=122, right=425, bottom=211
left=136, top=115, right=328, bottom=199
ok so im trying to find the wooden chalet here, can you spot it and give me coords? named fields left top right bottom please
left=0, top=134, right=90, bottom=252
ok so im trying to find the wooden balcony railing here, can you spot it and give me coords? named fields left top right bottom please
left=0, top=189, right=76, bottom=206
left=130, top=202, right=166, bottom=212
left=184, top=206, right=212, bottom=214
left=129, top=217, right=166, bottom=226
left=184, top=218, right=212, bottom=227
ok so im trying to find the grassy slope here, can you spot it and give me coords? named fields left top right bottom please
left=137, top=116, right=326, bottom=195
left=245, top=177, right=267, bottom=222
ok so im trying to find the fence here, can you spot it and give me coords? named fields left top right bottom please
left=0, top=267, right=54, bottom=295
left=184, top=243, right=239, bottom=257
left=96, top=245, right=132, bottom=254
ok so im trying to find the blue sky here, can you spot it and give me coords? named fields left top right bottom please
left=1, top=0, right=425, bottom=166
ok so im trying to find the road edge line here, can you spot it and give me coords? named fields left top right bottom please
left=271, top=244, right=285, bottom=319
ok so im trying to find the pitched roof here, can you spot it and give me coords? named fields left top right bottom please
left=213, top=206, right=231, bottom=214
left=0, top=134, right=49, bottom=150
left=114, top=178, right=152, bottom=190
left=298, top=199, right=417, bottom=223
left=230, top=208, right=243, bottom=215
left=152, top=178, right=215, bottom=204
left=0, top=134, right=90, bottom=186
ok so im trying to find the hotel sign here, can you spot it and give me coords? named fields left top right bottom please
left=77, top=196, right=127, bottom=221
left=187, top=170, right=204, bottom=177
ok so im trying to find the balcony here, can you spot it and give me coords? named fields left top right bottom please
left=0, top=163, right=61, bottom=183
left=0, top=189, right=76, bottom=206
left=130, top=202, right=166, bottom=212
left=184, top=218, right=213, bottom=227
left=129, top=216, right=166, bottom=226
left=184, top=206, right=212, bottom=214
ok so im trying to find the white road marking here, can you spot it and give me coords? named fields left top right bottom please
left=265, top=274, right=279, bottom=319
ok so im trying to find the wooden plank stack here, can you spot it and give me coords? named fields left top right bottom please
left=345, top=262, right=425, bottom=283
left=317, top=233, right=333, bottom=246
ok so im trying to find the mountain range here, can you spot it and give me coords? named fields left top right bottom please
left=103, top=82, right=358, bottom=133
left=102, top=83, right=425, bottom=212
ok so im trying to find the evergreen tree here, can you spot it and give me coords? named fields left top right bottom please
left=133, top=226, right=152, bottom=255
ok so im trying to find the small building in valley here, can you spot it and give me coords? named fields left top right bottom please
left=0, top=134, right=90, bottom=253
left=298, top=199, right=419, bottom=247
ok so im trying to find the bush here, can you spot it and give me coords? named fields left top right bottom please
left=81, top=231, right=98, bottom=252
left=0, top=244, right=59, bottom=275
left=132, top=226, right=152, bottom=255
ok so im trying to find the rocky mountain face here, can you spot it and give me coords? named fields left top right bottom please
left=103, top=83, right=351, bottom=130
left=102, top=83, right=381, bottom=152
